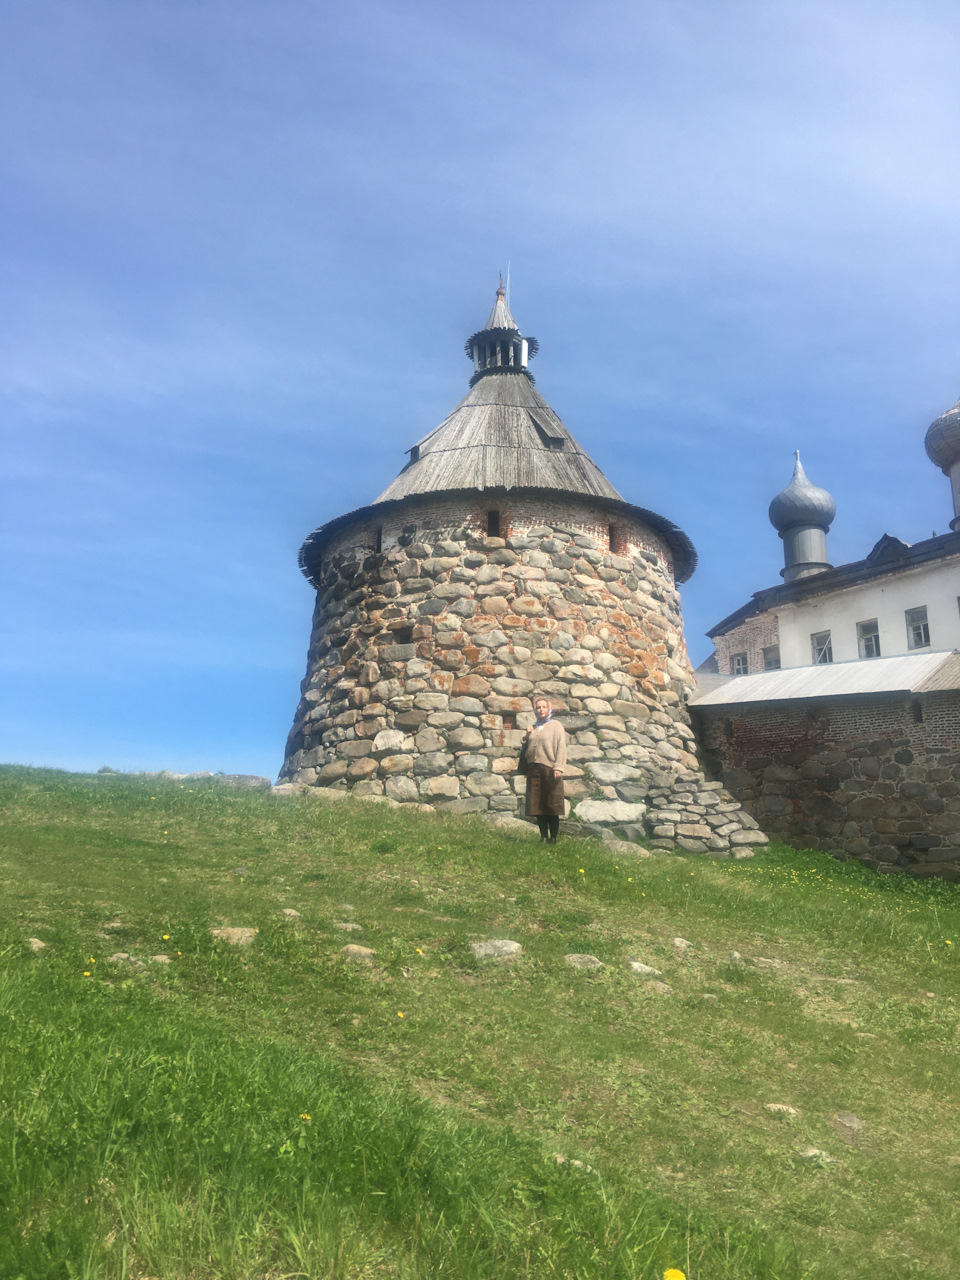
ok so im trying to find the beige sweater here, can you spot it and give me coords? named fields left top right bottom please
left=523, top=719, right=567, bottom=771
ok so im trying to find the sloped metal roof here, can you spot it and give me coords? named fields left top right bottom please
left=689, top=650, right=960, bottom=706
left=374, top=372, right=622, bottom=504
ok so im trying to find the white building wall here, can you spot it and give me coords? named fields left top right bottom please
left=776, top=556, right=960, bottom=668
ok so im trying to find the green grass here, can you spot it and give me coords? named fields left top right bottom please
left=1, top=765, right=959, bottom=1279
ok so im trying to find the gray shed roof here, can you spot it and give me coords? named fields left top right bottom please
left=689, top=649, right=960, bottom=707
left=374, top=372, right=622, bottom=504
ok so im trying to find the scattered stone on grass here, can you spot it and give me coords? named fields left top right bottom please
left=341, top=944, right=376, bottom=962
left=233, top=867, right=248, bottom=877
left=551, top=1153, right=595, bottom=1172
left=338, top=903, right=355, bottom=912
left=470, top=939, right=523, bottom=961
left=103, top=919, right=124, bottom=931
left=107, top=952, right=145, bottom=968
left=835, top=1112, right=865, bottom=1139
left=281, top=908, right=301, bottom=919
left=701, top=993, right=719, bottom=1000
left=482, top=812, right=539, bottom=837
left=797, top=1146, right=836, bottom=1163
left=210, top=926, right=258, bottom=946
left=765, top=1103, right=799, bottom=1116
left=726, top=951, right=744, bottom=964
left=732, top=848, right=756, bottom=859
left=28, top=938, right=46, bottom=953
left=627, top=960, right=662, bottom=979
left=755, top=957, right=785, bottom=969
left=149, top=954, right=171, bottom=964
left=565, top=953, right=604, bottom=970
left=604, top=837, right=652, bottom=858
left=334, top=921, right=363, bottom=932
left=647, top=980, right=674, bottom=994
left=673, top=937, right=693, bottom=951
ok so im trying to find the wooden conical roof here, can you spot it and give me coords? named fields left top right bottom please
left=374, top=371, right=622, bottom=503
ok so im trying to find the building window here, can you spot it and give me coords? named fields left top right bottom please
left=608, top=525, right=616, bottom=552
left=762, top=645, right=781, bottom=671
left=375, top=527, right=383, bottom=554
left=487, top=509, right=500, bottom=538
left=731, top=652, right=748, bottom=676
left=857, top=619, right=880, bottom=659
left=811, top=631, right=833, bottom=664
left=905, top=606, right=930, bottom=650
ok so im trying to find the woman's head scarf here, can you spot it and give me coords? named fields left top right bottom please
left=532, top=694, right=552, bottom=725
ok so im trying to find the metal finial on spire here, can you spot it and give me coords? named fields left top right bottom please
left=497, top=273, right=505, bottom=299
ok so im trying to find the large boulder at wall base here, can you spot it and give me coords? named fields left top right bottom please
left=573, top=799, right=647, bottom=825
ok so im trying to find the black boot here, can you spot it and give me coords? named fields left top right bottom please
left=537, top=818, right=550, bottom=842
left=547, top=816, right=560, bottom=844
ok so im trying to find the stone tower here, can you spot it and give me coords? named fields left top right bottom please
left=279, top=285, right=763, bottom=855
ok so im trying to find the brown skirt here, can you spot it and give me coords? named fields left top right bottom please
left=525, top=763, right=565, bottom=817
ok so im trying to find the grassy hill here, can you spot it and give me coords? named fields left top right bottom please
left=1, top=764, right=959, bottom=1280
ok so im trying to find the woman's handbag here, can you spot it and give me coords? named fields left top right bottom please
left=517, top=747, right=530, bottom=775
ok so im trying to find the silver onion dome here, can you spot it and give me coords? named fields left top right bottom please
left=924, top=394, right=960, bottom=475
left=769, top=454, right=837, bottom=532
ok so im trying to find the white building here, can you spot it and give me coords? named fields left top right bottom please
left=707, top=398, right=960, bottom=677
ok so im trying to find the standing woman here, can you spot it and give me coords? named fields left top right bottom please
left=522, top=694, right=567, bottom=843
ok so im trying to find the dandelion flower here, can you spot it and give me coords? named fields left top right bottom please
left=664, top=1270, right=687, bottom=1280
left=397, top=1011, right=405, bottom=1018
left=162, top=934, right=170, bottom=940
left=83, top=971, right=90, bottom=977
left=578, top=869, right=585, bottom=874
left=300, top=1113, right=311, bottom=1122
left=628, top=878, right=633, bottom=883
left=415, top=947, right=423, bottom=954
left=947, top=940, right=953, bottom=945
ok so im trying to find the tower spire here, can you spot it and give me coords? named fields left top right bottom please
left=769, top=454, right=837, bottom=583
left=465, top=280, right=538, bottom=383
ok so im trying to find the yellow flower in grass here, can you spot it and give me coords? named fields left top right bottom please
left=162, top=934, right=170, bottom=940
left=397, top=1011, right=404, bottom=1018
left=83, top=971, right=90, bottom=977
left=300, top=1113, right=311, bottom=1122
left=664, top=1270, right=686, bottom=1280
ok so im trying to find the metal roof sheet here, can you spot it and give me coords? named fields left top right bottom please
left=689, top=650, right=960, bottom=706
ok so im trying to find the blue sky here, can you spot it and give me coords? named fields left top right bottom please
left=4, top=0, right=960, bottom=777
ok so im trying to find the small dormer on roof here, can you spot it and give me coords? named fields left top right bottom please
left=464, top=277, right=539, bottom=386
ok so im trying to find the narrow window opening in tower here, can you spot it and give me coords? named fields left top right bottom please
left=508, top=343, right=515, bottom=366
left=487, top=510, right=500, bottom=537
left=375, top=528, right=383, bottom=553
left=502, top=713, right=517, bottom=730
left=608, top=525, right=616, bottom=552
left=912, top=699, right=924, bottom=724
left=395, top=626, right=414, bottom=646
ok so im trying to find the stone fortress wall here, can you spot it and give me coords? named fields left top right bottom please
left=692, top=690, right=960, bottom=879
left=280, top=496, right=766, bottom=856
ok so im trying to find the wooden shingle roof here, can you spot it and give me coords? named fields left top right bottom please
left=374, top=372, right=622, bottom=504
left=298, top=286, right=698, bottom=584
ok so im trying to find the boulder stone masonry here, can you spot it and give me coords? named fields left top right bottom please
left=279, top=502, right=764, bottom=856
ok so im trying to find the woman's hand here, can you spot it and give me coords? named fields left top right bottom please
left=553, top=769, right=563, bottom=779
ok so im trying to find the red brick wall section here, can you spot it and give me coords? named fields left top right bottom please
left=691, top=693, right=960, bottom=881
left=280, top=494, right=762, bottom=854
left=714, top=612, right=780, bottom=676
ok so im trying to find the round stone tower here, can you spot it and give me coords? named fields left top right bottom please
left=279, top=285, right=763, bottom=855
